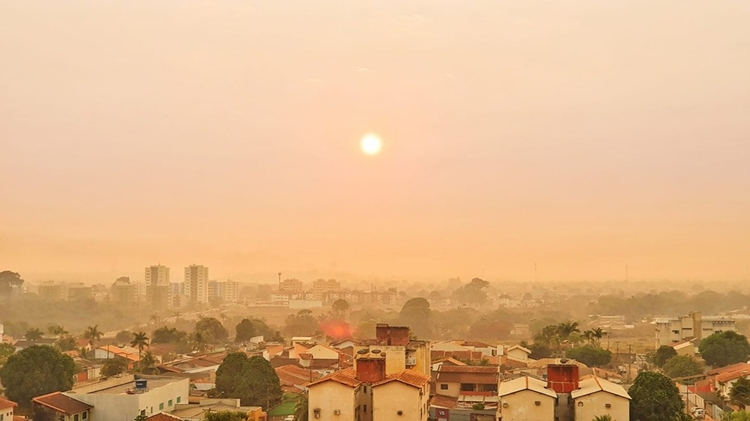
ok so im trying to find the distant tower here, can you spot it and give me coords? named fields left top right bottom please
left=184, top=265, right=209, bottom=304
left=145, top=265, right=170, bottom=308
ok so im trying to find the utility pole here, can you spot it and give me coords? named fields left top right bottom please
left=627, top=345, right=632, bottom=383
left=278, top=272, right=282, bottom=291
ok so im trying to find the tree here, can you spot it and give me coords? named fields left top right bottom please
left=452, top=278, right=490, bottom=306
left=204, top=411, right=250, bottom=421
left=48, top=325, right=68, bottom=339
left=557, top=322, right=581, bottom=340
left=0, top=270, right=24, bottom=297
left=593, top=416, right=613, bottom=421
left=0, top=345, right=75, bottom=407
left=130, top=332, right=150, bottom=357
left=195, top=317, right=229, bottom=343
left=235, top=319, right=256, bottom=343
left=152, top=327, right=187, bottom=344
left=731, top=378, right=750, bottom=407
left=662, top=355, right=703, bottom=378
left=116, top=330, right=132, bottom=343
left=284, top=310, right=318, bottom=337
left=565, top=345, right=612, bottom=367
left=24, top=328, right=44, bottom=341
left=0, top=342, right=15, bottom=366
left=84, top=325, right=103, bottom=347
left=331, top=299, right=350, bottom=318
left=101, top=357, right=129, bottom=377
left=653, top=345, right=678, bottom=368
left=724, top=411, right=750, bottom=421
left=294, top=393, right=309, bottom=421
left=134, top=415, right=148, bottom=421
left=398, top=297, right=432, bottom=338
left=699, top=331, right=750, bottom=368
left=56, top=336, right=77, bottom=352
left=629, top=371, right=684, bottom=421
left=137, top=351, right=159, bottom=374
left=215, top=353, right=282, bottom=408
left=189, top=331, right=211, bottom=354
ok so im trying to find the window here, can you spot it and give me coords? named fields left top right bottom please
left=83, top=412, right=88, bottom=420
left=364, top=405, right=367, bottom=413
left=440, top=384, right=448, bottom=390
left=74, top=415, right=79, bottom=421
left=159, top=403, right=164, bottom=410
left=177, top=396, right=182, bottom=403
left=168, top=399, right=173, bottom=406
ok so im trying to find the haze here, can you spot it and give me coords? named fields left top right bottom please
left=2, top=1, right=749, bottom=283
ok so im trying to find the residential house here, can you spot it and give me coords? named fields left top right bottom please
left=672, top=340, right=696, bottom=357
left=353, top=324, right=431, bottom=376
left=433, top=365, right=500, bottom=410
left=13, top=338, right=57, bottom=351
left=498, top=376, right=557, bottom=421
left=372, top=369, right=430, bottom=421
left=571, top=376, right=630, bottom=421
left=306, top=368, right=370, bottom=421
left=275, top=364, right=320, bottom=394
left=505, top=345, right=532, bottom=363
left=32, top=392, right=93, bottom=421
left=0, top=397, right=17, bottom=421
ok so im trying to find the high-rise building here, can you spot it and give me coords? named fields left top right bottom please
left=111, top=277, right=137, bottom=305
left=208, top=280, right=240, bottom=303
left=184, top=265, right=209, bottom=304
left=312, top=279, right=340, bottom=299
left=279, top=278, right=303, bottom=293
left=145, top=265, right=170, bottom=308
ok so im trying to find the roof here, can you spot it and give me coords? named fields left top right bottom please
left=715, top=367, right=750, bottom=383
left=276, top=364, right=320, bottom=392
left=432, top=357, right=467, bottom=366
left=435, top=365, right=500, bottom=384
left=32, top=392, right=93, bottom=415
left=147, top=413, right=183, bottom=421
left=499, top=376, right=557, bottom=399
left=430, top=394, right=458, bottom=409
left=374, top=369, right=430, bottom=389
left=0, top=397, right=18, bottom=410
left=571, top=376, right=631, bottom=400
left=306, top=368, right=362, bottom=388
left=507, top=345, right=532, bottom=354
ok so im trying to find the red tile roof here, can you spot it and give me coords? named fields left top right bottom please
left=147, top=413, right=183, bottom=421
left=306, top=368, right=361, bottom=388
left=32, top=392, right=93, bottom=415
left=430, top=394, right=458, bottom=409
left=435, top=365, right=500, bottom=384
left=375, top=369, right=430, bottom=388
left=0, top=397, right=18, bottom=410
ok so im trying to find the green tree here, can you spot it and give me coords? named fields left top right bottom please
left=557, top=321, right=581, bottom=340
left=195, top=317, right=229, bottom=343
left=565, top=345, right=612, bottom=367
left=134, top=415, right=148, bottom=421
left=0, top=270, right=24, bottom=297
left=190, top=331, right=211, bottom=353
left=398, top=297, right=432, bottom=338
left=730, top=378, right=750, bottom=407
left=0, top=345, right=75, bottom=407
left=204, top=411, right=249, bottom=421
left=662, top=355, right=703, bottom=378
left=0, top=342, right=15, bottom=366
left=56, top=335, right=77, bottom=352
left=130, top=331, right=150, bottom=357
left=629, top=371, right=684, bottom=421
left=699, top=331, right=750, bottom=368
left=48, top=324, right=68, bottom=339
left=331, top=299, right=350, bottom=318
left=294, top=393, right=309, bottom=421
left=653, top=345, right=678, bottom=368
left=101, top=357, right=129, bottom=377
left=592, top=416, right=613, bottom=421
left=152, top=327, right=186, bottom=344
left=284, top=310, right=318, bottom=337
left=235, top=319, right=256, bottom=343
left=84, top=325, right=103, bottom=347
left=452, top=278, right=490, bottom=306
left=215, top=353, right=282, bottom=408
left=24, top=328, right=44, bottom=341
left=724, top=411, right=750, bottom=421
left=137, top=351, right=159, bottom=374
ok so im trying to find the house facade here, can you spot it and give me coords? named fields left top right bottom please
left=498, top=376, right=557, bottom=421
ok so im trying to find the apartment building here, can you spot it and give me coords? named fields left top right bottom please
left=655, top=311, right=736, bottom=347
left=184, top=265, right=209, bottom=304
left=145, top=265, right=170, bottom=308
left=111, top=277, right=138, bottom=305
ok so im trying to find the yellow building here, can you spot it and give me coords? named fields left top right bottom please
left=306, top=368, right=371, bottom=421
left=498, top=376, right=557, bottom=421
left=571, top=376, right=630, bottom=421
left=372, top=370, right=430, bottom=421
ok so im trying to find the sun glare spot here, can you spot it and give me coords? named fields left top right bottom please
left=360, top=133, right=383, bottom=156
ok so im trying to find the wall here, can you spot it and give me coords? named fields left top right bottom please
left=308, top=381, right=356, bottom=421
left=500, top=390, right=555, bottom=421
left=373, top=382, right=427, bottom=421
left=434, top=380, right=461, bottom=398
left=573, top=392, right=629, bottom=421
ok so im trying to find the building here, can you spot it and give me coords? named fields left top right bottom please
left=571, top=376, right=630, bottom=421
left=372, top=369, right=430, bottom=421
left=655, top=312, right=736, bottom=347
left=353, top=324, right=431, bottom=377
left=169, top=398, right=267, bottom=421
left=279, top=278, right=303, bottom=293
left=146, top=265, right=171, bottom=308
left=0, top=397, right=17, bottom=421
left=498, top=376, right=557, bottom=421
left=433, top=365, right=500, bottom=399
left=64, top=374, right=189, bottom=421
left=37, top=281, right=67, bottom=301
left=208, top=280, right=240, bottom=303
left=306, top=368, right=370, bottom=421
left=184, top=265, right=209, bottom=304
left=313, top=279, right=341, bottom=300
left=32, top=392, right=93, bottom=421
left=67, top=283, right=93, bottom=301
left=111, top=277, right=138, bottom=305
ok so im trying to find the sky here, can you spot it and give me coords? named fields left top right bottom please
left=1, top=1, right=749, bottom=284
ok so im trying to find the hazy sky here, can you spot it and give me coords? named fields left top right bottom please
left=2, top=1, right=749, bottom=284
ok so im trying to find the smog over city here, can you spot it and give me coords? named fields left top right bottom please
left=1, top=2, right=749, bottom=421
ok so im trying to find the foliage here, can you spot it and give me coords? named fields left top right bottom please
left=130, top=332, right=150, bottom=356
left=699, top=331, right=750, bottom=368
left=84, top=325, right=103, bottom=346
left=25, top=328, right=44, bottom=341
left=0, top=342, right=15, bottom=366
left=629, top=371, right=684, bottom=421
left=136, top=351, right=159, bottom=374
left=0, top=345, right=75, bottom=407
left=56, top=335, right=77, bottom=351
left=101, top=357, right=129, bottom=377
left=592, top=416, right=613, bottom=421
left=653, top=345, right=678, bottom=368
left=331, top=299, right=350, bottom=318
left=249, top=318, right=284, bottom=343
left=204, top=411, right=249, bottom=421
left=195, top=317, right=229, bottom=343
left=115, top=330, right=132, bottom=343
left=0, top=270, right=24, bottom=297
left=662, top=355, right=703, bottom=378
left=134, top=415, right=148, bottom=421
left=724, top=411, right=750, bottom=421
left=235, top=319, right=256, bottom=343
left=152, top=327, right=186, bottom=344
left=215, top=352, right=283, bottom=408
left=398, top=297, right=432, bottom=338
left=284, top=310, right=318, bottom=337
left=294, top=393, right=309, bottom=421
left=190, top=331, right=211, bottom=353
left=565, top=345, right=612, bottom=367
left=452, top=278, right=490, bottom=306
left=48, top=324, right=68, bottom=338
left=471, top=403, right=485, bottom=410
left=730, top=378, right=750, bottom=407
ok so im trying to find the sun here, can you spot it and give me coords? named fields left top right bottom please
left=360, top=133, right=383, bottom=156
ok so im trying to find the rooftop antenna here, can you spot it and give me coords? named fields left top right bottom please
left=278, top=272, right=282, bottom=291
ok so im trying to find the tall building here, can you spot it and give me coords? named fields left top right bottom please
left=184, top=265, right=209, bottom=304
left=312, top=279, right=340, bottom=300
left=279, top=278, right=303, bottom=293
left=655, top=311, right=736, bottom=347
left=208, top=280, right=240, bottom=303
left=145, top=265, right=170, bottom=308
left=111, top=277, right=137, bottom=305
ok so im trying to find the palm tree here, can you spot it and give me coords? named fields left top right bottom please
left=592, top=415, right=613, bottom=421
left=583, top=330, right=595, bottom=345
left=25, top=328, right=44, bottom=341
left=591, top=327, right=605, bottom=345
left=137, top=351, right=159, bottom=375
left=149, top=313, right=160, bottom=328
left=48, top=324, right=68, bottom=339
left=189, top=331, right=210, bottom=354
left=84, top=325, right=103, bottom=347
left=557, top=322, right=580, bottom=340
left=294, top=393, right=309, bottom=421
left=130, top=332, right=150, bottom=358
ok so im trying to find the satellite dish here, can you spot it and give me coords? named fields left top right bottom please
left=371, top=349, right=381, bottom=354
left=357, top=349, right=369, bottom=355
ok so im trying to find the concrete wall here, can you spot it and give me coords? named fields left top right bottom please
left=573, top=392, right=629, bottom=421
left=435, top=380, right=461, bottom=398
left=373, top=381, right=428, bottom=421
left=308, top=381, right=357, bottom=421
left=500, top=390, right=555, bottom=421
left=307, top=345, right=339, bottom=360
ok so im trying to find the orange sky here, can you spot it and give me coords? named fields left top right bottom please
left=1, top=1, right=749, bottom=284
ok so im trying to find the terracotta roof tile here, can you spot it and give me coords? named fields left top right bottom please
left=375, top=369, right=430, bottom=388
left=147, top=413, right=183, bottom=421
left=0, top=397, right=18, bottom=410
left=430, top=394, right=458, bottom=409
left=32, top=392, right=93, bottom=415
left=306, top=368, right=361, bottom=388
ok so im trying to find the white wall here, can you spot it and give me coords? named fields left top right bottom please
left=373, top=382, right=428, bottom=421
left=573, top=392, right=629, bottom=421
left=500, top=390, right=555, bottom=421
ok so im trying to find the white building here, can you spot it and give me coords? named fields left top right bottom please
left=655, top=312, right=736, bottom=347
left=571, top=376, right=630, bottom=421
left=145, top=265, right=170, bottom=308
left=64, top=375, right=189, bottom=421
left=498, top=376, right=557, bottom=421
left=184, top=265, right=209, bottom=304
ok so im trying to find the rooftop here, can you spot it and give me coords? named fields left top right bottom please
left=32, top=392, right=93, bottom=415
left=499, top=376, right=557, bottom=399
left=571, top=376, right=630, bottom=400
left=70, top=375, right=187, bottom=395
left=0, top=397, right=17, bottom=410
left=306, top=368, right=361, bottom=388
left=375, top=369, right=430, bottom=388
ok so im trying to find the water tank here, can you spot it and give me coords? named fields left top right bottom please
left=135, top=379, right=148, bottom=390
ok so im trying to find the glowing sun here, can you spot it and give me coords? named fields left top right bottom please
left=360, top=133, right=383, bottom=155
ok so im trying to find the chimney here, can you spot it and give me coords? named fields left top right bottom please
left=547, top=362, right=579, bottom=393
left=355, top=357, right=386, bottom=383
